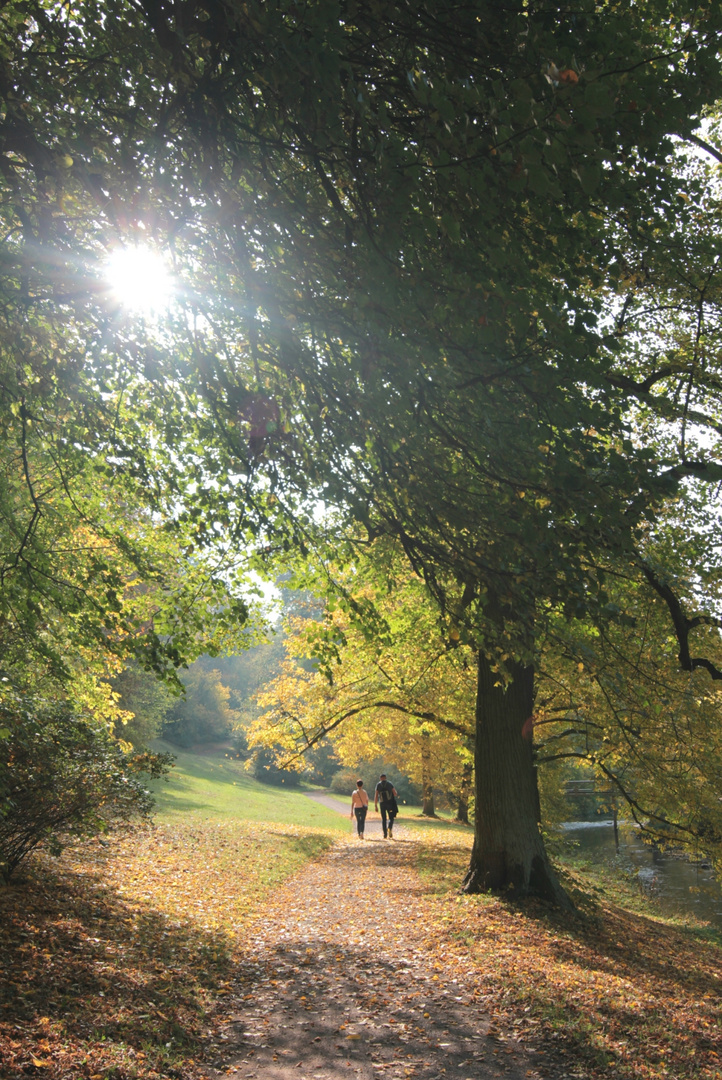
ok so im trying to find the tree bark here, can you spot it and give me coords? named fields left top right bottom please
left=463, top=649, right=570, bottom=906
left=420, top=731, right=437, bottom=817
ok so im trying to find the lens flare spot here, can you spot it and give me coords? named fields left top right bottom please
left=105, top=246, right=174, bottom=313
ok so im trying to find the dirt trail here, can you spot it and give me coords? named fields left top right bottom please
left=303, top=791, right=396, bottom=839
left=205, top=832, right=550, bottom=1080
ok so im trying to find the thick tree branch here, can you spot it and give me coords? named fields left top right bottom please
left=606, top=372, right=722, bottom=440
left=641, top=562, right=722, bottom=680
left=278, top=697, right=471, bottom=767
left=663, top=460, right=722, bottom=484
left=683, top=132, right=722, bottom=165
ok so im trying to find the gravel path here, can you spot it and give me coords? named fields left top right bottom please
left=304, top=792, right=403, bottom=841
left=205, top=833, right=549, bottom=1080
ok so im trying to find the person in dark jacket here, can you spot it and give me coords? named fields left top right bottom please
left=374, top=773, right=398, bottom=839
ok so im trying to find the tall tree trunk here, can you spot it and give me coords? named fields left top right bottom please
left=420, top=731, right=437, bottom=817
left=463, top=649, right=570, bottom=906
left=455, top=758, right=473, bottom=824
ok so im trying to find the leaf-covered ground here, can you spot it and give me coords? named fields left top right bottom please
left=416, top=832, right=722, bottom=1080
left=1, top=812, right=721, bottom=1080
left=197, top=818, right=540, bottom=1080
left=0, top=817, right=338, bottom=1079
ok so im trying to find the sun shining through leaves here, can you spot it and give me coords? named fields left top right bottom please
left=105, top=245, right=175, bottom=314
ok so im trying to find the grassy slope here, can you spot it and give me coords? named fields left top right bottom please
left=149, top=740, right=348, bottom=831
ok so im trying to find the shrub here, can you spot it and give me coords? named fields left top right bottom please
left=251, top=746, right=301, bottom=787
left=330, top=768, right=362, bottom=796
left=0, top=697, right=172, bottom=883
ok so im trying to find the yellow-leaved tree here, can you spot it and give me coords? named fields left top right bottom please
left=251, top=560, right=475, bottom=820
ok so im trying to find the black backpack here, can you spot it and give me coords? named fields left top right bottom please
left=377, top=780, right=394, bottom=804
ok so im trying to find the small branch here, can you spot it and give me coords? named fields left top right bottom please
left=536, top=726, right=599, bottom=745
left=536, top=751, right=589, bottom=764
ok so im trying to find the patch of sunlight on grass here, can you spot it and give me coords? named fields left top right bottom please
left=147, top=741, right=348, bottom=833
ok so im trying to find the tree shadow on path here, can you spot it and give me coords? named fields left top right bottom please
left=206, top=834, right=550, bottom=1080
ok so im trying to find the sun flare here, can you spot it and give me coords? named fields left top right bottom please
left=105, top=245, right=174, bottom=314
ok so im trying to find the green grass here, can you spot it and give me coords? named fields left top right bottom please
left=148, top=741, right=349, bottom=832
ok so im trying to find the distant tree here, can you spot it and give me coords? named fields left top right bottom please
left=192, top=638, right=286, bottom=719
left=250, top=747, right=302, bottom=788
left=162, top=665, right=240, bottom=749
left=301, top=739, right=340, bottom=787
left=111, top=661, right=175, bottom=748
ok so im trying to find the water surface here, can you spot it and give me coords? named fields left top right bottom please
left=561, top=820, right=722, bottom=930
